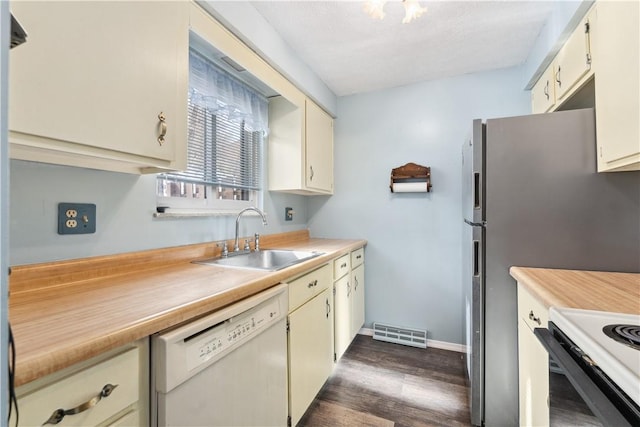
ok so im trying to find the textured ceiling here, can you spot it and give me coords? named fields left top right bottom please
left=250, top=1, right=555, bottom=96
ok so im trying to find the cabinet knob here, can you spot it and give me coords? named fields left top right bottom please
left=529, top=310, right=541, bottom=326
left=157, top=112, right=167, bottom=145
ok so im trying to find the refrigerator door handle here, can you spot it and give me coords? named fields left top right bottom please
left=474, top=172, right=481, bottom=209
left=465, top=219, right=486, bottom=227
left=473, top=240, right=480, bottom=277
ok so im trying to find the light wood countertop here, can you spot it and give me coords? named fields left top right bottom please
left=510, top=267, right=640, bottom=315
left=9, top=230, right=367, bottom=387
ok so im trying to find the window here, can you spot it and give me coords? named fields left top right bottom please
left=157, top=49, right=268, bottom=214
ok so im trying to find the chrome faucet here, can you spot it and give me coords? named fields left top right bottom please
left=234, top=207, right=267, bottom=252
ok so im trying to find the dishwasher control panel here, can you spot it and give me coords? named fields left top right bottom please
left=153, top=284, right=288, bottom=394
left=186, top=297, right=282, bottom=371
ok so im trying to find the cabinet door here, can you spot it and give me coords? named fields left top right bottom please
left=333, top=274, right=351, bottom=362
left=288, top=288, right=333, bottom=426
left=351, top=263, right=365, bottom=339
left=531, top=65, right=556, bottom=114
left=305, top=100, right=333, bottom=193
left=9, top=1, right=188, bottom=170
left=593, top=1, right=640, bottom=171
left=517, top=284, right=549, bottom=427
left=517, top=319, right=549, bottom=427
left=555, top=16, right=592, bottom=101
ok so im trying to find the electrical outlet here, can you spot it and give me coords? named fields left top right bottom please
left=58, top=203, right=96, bottom=235
left=285, top=207, right=294, bottom=221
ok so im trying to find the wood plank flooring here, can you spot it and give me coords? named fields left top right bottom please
left=298, top=334, right=472, bottom=427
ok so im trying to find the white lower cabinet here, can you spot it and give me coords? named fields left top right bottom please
left=517, top=284, right=550, bottom=427
left=351, top=263, right=366, bottom=338
left=333, top=273, right=351, bottom=361
left=333, top=247, right=365, bottom=363
left=12, top=339, right=148, bottom=427
left=286, top=264, right=333, bottom=426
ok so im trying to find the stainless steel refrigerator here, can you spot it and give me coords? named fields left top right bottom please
left=461, top=108, right=640, bottom=427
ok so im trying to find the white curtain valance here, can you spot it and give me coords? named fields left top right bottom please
left=189, top=49, right=268, bottom=133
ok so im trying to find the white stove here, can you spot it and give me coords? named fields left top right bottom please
left=550, top=307, right=640, bottom=407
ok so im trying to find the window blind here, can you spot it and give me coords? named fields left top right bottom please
left=162, top=49, right=267, bottom=191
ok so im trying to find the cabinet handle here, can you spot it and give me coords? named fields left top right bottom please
left=43, top=384, right=118, bottom=425
left=326, top=298, right=331, bottom=318
left=555, top=66, right=561, bottom=88
left=356, top=255, right=362, bottom=260
left=543, top=80, right=550, bottom=100
left=529, top=310, right=541, bottom=326
left=347, top=281, right=351, bottom=297
left=584, top=21, right=592, bottom=66
left=307, top=279, right=318, bottom=288
left=309, top=165, right=314, bottom=181
left=341, top=263, right=347, bottom=268
left=354, top=276, right=359, bottom=291
left=157, top=112, right=167, bottom=145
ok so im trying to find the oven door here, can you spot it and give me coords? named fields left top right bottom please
left=534, top=323, right=640, bottom=427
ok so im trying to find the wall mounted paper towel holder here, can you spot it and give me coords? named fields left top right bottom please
left=390, top=162, right=432, bottom=193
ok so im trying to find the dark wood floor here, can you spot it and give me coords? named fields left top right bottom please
left=298, top=334, right=472, bottom=427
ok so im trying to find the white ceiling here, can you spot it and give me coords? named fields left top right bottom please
left=250, top=1, right=555, bottom=96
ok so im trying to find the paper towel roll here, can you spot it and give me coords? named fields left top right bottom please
left=391, top=182, right=429, bottom=193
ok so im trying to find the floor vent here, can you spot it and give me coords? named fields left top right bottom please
left=372, top=322, right=427, bottom=349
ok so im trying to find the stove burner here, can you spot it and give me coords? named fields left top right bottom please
left=603, top=324, right=640, bottom=351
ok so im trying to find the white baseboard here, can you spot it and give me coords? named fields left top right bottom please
left=358, top=328, right=467, bottom=353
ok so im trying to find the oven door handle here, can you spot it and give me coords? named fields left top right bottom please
left=534, top=328, right=633, bottom=427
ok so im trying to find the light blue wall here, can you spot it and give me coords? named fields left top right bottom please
left=309, top=66, right=531, bottom=345
left=10, top=160, right=308, bottom=265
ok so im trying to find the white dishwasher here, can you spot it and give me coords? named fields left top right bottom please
left=151, top=283, right=288, bottom=427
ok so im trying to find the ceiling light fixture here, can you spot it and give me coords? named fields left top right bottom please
left=363, top=0, right=428, bottom=24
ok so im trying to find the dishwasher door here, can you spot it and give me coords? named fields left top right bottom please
left=152, top=284, right=288, bottom=427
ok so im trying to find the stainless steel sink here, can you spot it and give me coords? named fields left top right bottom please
left=194, top=249, right=323, bottom=271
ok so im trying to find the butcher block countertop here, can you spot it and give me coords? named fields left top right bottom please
left=9, top=230, right=366, bottom=387
left=510, top=267, right=640, bottom=315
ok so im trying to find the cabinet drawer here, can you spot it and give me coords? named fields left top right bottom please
left=351, top=248, right=364, bottom=268
left=16, top=347, right=139, bottom=427
left=333, top=254, right=350, bottom=280
left=517, top=284, right=549, bottom=331
left=288, top=263, right=332, bottom=312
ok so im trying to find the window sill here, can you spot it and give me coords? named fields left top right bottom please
left=153, top=209, right=265, bottom=219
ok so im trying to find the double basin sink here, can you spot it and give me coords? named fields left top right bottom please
left=195, top=249, right=323, bottom=271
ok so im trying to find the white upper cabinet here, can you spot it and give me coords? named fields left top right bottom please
left=531, top=7, right=594, bottom=114
left=9, top=1, right=189, bottom=174
left=529, top=2, right=639, bottom=172
left=304, top=100, right=334, bottom=193
left=592, top=0, right=640, bottom=172
left=531, top=65, right=556, bottom=114
left=554, top=14, right=592, bottom=103
left=269, top=96, right=334, bottom=195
